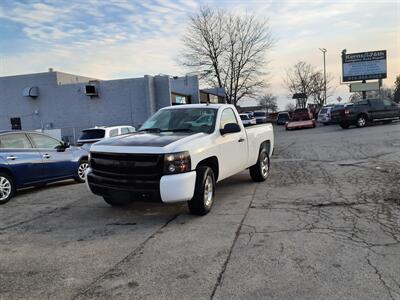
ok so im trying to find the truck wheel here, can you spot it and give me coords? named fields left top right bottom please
left=187, top=166, right=215, bottom=216
left=103, top=196, right=132, bottom=207
left=249, top=148, right=270, bottom=182
left=75, top=160, right=89, bottom=183
left=0, top=173, right=15, bottom=205
left=340, top=122, right=350, bottom=129
left=356, top=115, right=367, bottom=128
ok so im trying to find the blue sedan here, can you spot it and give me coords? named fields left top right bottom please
left=0, top=131, right=89, bottom=204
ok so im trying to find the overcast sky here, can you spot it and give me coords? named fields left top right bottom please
left=0, top=0, right=399, bottom=109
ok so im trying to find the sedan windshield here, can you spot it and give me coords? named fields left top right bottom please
left=140, top=108, right=217, bottom=134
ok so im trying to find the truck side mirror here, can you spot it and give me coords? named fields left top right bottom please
left=220, top=123, right=241, bottom=135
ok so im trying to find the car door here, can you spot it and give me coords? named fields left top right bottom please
left=0, top=133, right=43, bottom=186
left=217, top=108, right=247, bottom=179
left=383, top=99, right=399, bottom=118
left=369, top=99, right=385, bottom=119
left=28, top=133, right=75, bottom=179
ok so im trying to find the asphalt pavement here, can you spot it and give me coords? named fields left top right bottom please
left=0, top=121, right=399, bottom=300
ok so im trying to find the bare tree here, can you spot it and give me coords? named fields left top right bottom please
left=349, top=86, right=394, bottom=103
left=258, top=93, right=277, bottom=113
left=285, top=103, right=296, bottom=112
left=349, top=92, right=362, bottom=103
left=284, top=61, right=333, bottom=108
left=181, top=7, right=275, bottom=106
left=309, top=71, right=334, bottom=107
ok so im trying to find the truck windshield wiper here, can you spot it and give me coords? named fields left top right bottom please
left=162, top=128, right=194, bottom=132
left=138, top=128, right=161, bottom=133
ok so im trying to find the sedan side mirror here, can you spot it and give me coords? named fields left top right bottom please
left=220, top=123, right=241, bottom=135
left=56, top=141, right=70, bottom=152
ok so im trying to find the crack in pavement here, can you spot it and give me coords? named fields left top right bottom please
left=72, top=212, right=182, bottom=299
left=365, top=252, right=400, bottom=300
left=210, top=184, right=258, bottom=300
left=0, top=195, right=88, bottom=231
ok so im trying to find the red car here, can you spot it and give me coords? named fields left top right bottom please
left=286, top=108, right=316, bottom=130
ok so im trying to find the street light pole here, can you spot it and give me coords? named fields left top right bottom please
left=319, top=48, right=327, bottom=105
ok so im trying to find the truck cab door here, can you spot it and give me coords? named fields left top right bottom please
left=217, top=108, right=247, bottom=179
left=383, top=99, right=399, bottom=118
left=369, top=99, right=385, bottom=119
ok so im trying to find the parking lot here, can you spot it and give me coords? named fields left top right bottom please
left=1, top=122, right=400, bottom=300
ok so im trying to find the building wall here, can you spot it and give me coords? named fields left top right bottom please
left=0, top=71, right=212, bottom=143
left=170, top=75, right=200, bottom=104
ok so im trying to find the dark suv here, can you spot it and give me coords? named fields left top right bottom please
left=331, top=99, right=400, bottom=129
left=0, top=131, right=89, bottom=204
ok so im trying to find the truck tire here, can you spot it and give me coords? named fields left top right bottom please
left=249, top=148, right=270, bottom=182
left=340, top=122, right=350, bottom=129
left=187, top=166, right=215, bottom=216
left=356, top=114, right=367, bottom=128
left=103, top=196, right=132, bottom=207
left=0, top=173, right=15, bottom=205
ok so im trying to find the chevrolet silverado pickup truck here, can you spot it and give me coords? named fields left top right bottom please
left=86, top=104, right=274, bottom=215
left=331, top=98, right=400, bottom=129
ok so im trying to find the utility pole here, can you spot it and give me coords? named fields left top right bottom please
left=319, top=48, right=327, bottom=105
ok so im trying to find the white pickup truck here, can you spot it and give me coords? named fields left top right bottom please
left=86, top=104, right=274, bottom=215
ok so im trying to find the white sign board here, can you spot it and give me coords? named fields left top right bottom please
left=350, top=82, right=380, bottom=92
left=342, top=50, right=387, bottom=82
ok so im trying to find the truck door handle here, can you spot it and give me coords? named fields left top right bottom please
left=42, top=154, right=51, bottom=159
left=238, top=138, right=245, bottom=143
left=6, top=156, right=17, bottom=160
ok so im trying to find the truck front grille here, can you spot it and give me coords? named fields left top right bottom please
left=90, top=152, right=164, bottom=180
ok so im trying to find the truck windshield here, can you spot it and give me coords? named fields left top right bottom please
left=139, top=108, right=218, bottom=134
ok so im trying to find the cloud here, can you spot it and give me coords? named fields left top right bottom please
left=0, top=0, right=398, bottom=110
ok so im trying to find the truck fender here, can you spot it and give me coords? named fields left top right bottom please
left=195, top=156, right=219, bottom=182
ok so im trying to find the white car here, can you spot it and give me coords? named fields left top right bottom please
left=77, top=125, right=135, bottom=146
left=317, top=106, right=333, bottom=125
left=86, top=104, right=274, bottom=215
left=253, top=110, right=268, bottom=124
left=240, top=113, right=257, bottom=126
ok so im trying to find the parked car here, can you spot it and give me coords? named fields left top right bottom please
left=331, top=99, right=400, bottom=129
left=243, top=111, right=254, bottom=118
left=286, top=108, right=315, bottom=130
left=317, top=106, right=334, bottom=125
left=254, top=110, right=267, bottom=124
left=240, top=113, right=257, bottom=126
left=77, top=125, right=135, bottom=146
left=276, top=112, right=290, bottom=125
left=86, top=104, right=274, bottom=215
left=0, top=131, right=89, bottom=204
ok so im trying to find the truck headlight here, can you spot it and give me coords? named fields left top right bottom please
left=164, top=151, right=191, bottom=174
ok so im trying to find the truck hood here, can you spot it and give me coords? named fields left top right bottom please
left=92, top=131, right=205, bottom=150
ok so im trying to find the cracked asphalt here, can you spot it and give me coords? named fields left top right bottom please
left=1, top=122, right=400, bottom=299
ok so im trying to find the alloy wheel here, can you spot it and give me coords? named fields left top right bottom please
left=0, top=176, right=12, bottom=201
left=204, top=175, right=214, bottom=208
left=78, top=162, right=89, bottom=181
left=261, top=153, right=269, bottom=177
left=358, top=117, right=366, bottom=127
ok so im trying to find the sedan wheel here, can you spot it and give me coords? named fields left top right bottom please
left=76, top=161, right=89, bottom=183
left=0, top=173, right=14, bottom=204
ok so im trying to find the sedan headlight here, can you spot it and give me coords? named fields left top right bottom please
left=164, top=151, right=191, bottom=174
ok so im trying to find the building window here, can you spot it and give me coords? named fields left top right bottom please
left=172, top=93, right=191, bottom=105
